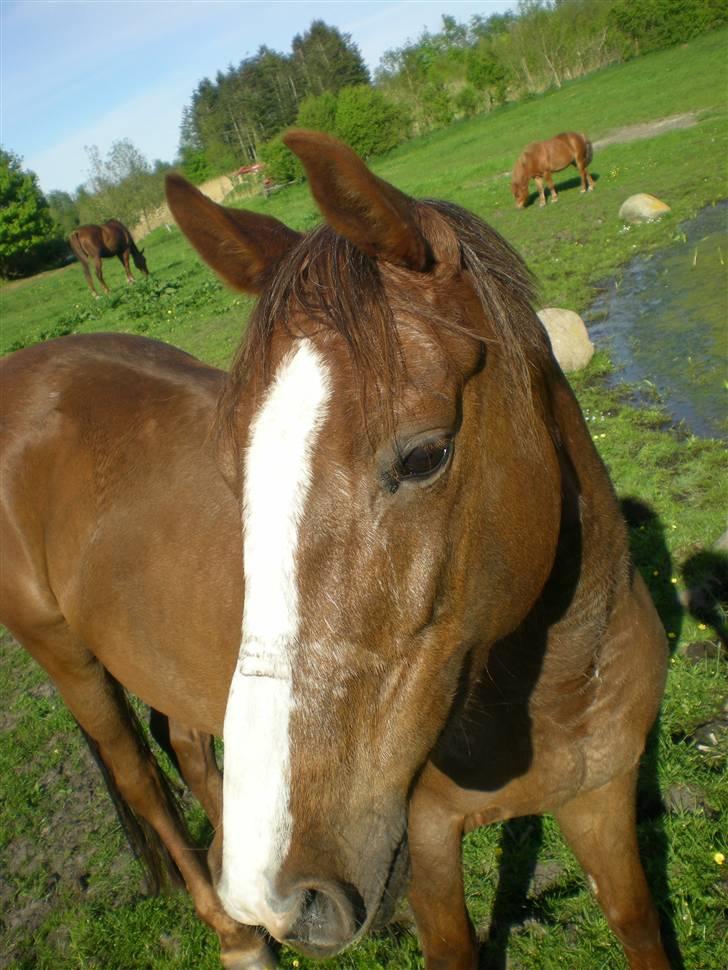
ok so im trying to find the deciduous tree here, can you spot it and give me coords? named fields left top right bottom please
left=0, top=148, right=59, bottom=278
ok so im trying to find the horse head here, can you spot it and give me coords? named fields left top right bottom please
left=134, top=246, right=149, bottom=275
left=511, top=158, right=529, bottom=208
left=166, top=131, right=564, bottom=957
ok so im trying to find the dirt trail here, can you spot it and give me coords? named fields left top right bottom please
left=489, top=111, right=701, bottom=181
left=591, top=111, right=699, bottom=151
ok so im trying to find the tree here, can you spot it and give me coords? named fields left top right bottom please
left=0, top=148, right=60, bottom=279
left=466, top=46, right=510, bottom=106
left=83, top=139, right=165, bottom=228
left=46, top=190, right=80, bottom=236
left=292, top=21, right=370, bottom=97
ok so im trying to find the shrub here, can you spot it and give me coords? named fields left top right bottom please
left=296, top=92, right=338, bottom=133
left=610, top=0, right=728, bottom=55
left=258, top=135, right=304, bottom=185
left=334, top=85, right=407, bottom=157
left=454, top=85, right=480, bottom=118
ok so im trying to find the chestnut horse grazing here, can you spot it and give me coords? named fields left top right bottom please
left=512, top=131, right=594, bottom=208
left=69, top=218, right=149, bottom=297
left=0, top=131, right=670, bottom=970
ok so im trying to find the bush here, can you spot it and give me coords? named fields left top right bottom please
left=334, top=85, right=407, bottom=157
left=258, top=135, right=304, bottom=185
left=610, top=0, right=728, bottom=54
left=420, top=82, right=455, bottom=129
left=454, top=85, right=480, bottom=118
left=296, top=92, right=338, bottom=133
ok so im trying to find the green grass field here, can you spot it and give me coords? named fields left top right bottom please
left=1, top=28, right=727, bottom=970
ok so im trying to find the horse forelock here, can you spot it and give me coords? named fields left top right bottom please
left=217, top=200, right=545, bottom=456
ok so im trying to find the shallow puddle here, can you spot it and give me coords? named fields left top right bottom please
left=585, top=200, right=728, bottom=438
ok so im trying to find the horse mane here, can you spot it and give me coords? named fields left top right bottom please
left=512, top=152, right=528, bottom=185
left=217, top=200, right=547, bottom=451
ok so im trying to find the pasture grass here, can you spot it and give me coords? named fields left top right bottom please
left=1, top=27, right=727, bottom=970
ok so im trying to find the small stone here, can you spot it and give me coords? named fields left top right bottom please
left=680, top=640, right=724, bottom=663
left=537, top=307, right=595, bottom=372
left=619, top=193, right=671, bottom=224
left=664, top=783, right=706, bottom=814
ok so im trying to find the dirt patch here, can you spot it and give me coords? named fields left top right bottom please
left=0, top=632, right=143, bottom=966
left=592, top=111, right=699, bottom=151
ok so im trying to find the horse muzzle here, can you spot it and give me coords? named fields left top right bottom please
left=219, top=877, right=367, bottom=957
left=280, top=880, right=367, bottom=957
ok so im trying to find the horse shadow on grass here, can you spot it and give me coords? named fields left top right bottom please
left=477, top=497, right=686, bottom=970
left=524, top=172, right=600, bottom=209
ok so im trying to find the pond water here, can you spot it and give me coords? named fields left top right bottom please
left=584, top=200, right=728, bottom=439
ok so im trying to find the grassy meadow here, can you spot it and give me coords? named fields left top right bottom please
left=1, top=28, right=727, bottom=970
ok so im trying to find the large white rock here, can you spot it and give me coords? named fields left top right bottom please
left=537, top=307, right=595, bottom=373
left=619, top=193, right=671, bottom=224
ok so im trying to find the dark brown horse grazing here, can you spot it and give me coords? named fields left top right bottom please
left=0, top=132, right=670, bottom=970
left=512, top=131, right=594, bottom=208
left=69, top=219, right=149, bottom=297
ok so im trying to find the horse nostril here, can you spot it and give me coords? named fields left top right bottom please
left=285, top=881, right=367, bottom=955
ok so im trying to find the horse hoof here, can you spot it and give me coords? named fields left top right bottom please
left=551, top=197, right=558, bottom=204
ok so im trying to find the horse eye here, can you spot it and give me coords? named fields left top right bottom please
left=398, top=438, right=452, bottom=481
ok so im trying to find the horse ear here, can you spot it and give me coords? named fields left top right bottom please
left=165, top=174, right=301, bottom=294
left=283, top=130, right=432, bottom=272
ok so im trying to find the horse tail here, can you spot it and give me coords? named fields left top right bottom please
left=583, top=135, right=593, bottom=167
left=75, top=688, right=185, bottom=895
left=68, top=230, right=88, bottom=262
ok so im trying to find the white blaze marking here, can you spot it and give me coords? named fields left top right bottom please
left=219, top=340, right=330, bottom=927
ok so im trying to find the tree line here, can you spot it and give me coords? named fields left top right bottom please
left=2, top=0, right=726, bottom=279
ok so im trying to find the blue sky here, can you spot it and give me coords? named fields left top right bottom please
left=1, top=0, right=513, bottom=195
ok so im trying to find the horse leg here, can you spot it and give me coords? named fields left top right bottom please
left=554, top=770, right=670, bottom=970
left=119, top=250, right=135, bottom=284
left=19, top=627, right=276, bottom=970
left=545, top=171, right=558, bottom=203
left=77, top=257, right=99, bottom=298
left=408, top=789, right=476, bottom=970
left=148, top=710, right=223, bottom=828
left=94, top=257, right=110, bottom=294
left=169, top=719, right=223, bottom=829
left=534, top=176, right=547, bottom=207
left=577, top=158, right=595, bottom=193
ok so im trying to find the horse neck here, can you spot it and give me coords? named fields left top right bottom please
left=128, top=236, right=143, bottom=263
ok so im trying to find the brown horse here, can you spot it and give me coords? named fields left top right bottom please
left=0, top=131, right=670, bottom=970
left=69, top=218, right=149, bottom=297
left=512, top=131, right=594, bottom=208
